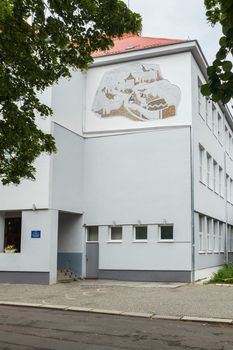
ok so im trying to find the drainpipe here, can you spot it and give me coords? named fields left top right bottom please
left=224, top=151, right=229, bottom=264
left=190, top=127, right=195, bottom=283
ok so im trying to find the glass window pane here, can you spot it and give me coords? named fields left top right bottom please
left=111, top=227, right=122, bottom=240
left=135, top=226, right=147, bottom=240
left=4, top=217, right=22, bottom=253
left=87, top=226, right=98, bottom=241
left=160, top=225, right=173, bottom=240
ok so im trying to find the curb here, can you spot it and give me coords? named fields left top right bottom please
left=0, top=301, right=232, bottom=325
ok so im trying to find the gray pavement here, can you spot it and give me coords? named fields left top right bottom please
left=0, top=280, right=233, bottom=323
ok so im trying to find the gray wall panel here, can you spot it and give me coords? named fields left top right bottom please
left=98, top=269, right=191, bottom=283
left=57, top=252, right=82, bottom=275
left=0, top=272, right=49, bottom=284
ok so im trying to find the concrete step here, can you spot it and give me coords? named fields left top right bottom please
left=57, top=269, right=79, bottom=283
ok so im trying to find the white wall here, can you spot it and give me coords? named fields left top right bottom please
left=84, top=127, right=191, bottom=228
left=50, top=123, right=84, bottom=213
left=0, top=209, right=58, bottom=283
left=84, top=127, right=192, bottom=271
left=51, top=70, right=84, bottom=136
left=0, top=154, right=51, bottom=211
left=98, top=225, right=191, bottom=271
left=85, top=52, right=192, bottom=134
left=0, top=213, right=5, bottom=253
left=58, top=213, right=83, bottom=253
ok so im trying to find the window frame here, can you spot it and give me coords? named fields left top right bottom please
left=134, top=225, right=148, bottom=242
left=159, top=224, right=174, bottom=242
left=86, top=226, right=99, bottom=242
left=109, top=226, right=123, bottom=242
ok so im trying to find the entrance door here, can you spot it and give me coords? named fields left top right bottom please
left=86, top=226, right=99, bottom=278
left=86, top=243, right=99, bottom=278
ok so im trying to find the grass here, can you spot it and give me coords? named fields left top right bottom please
left=209, top=264, right=233, bottom=284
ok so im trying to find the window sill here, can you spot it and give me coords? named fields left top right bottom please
left=198, top=251, right=206, bottom=254
left=158, top=240, right=174, bottom=243
left=86, top=241, right=98, bottom=243
left=133, top=240, right=148, bottom=243
left=207, top=251, right=213, bottom=254
left=107, top=240, right=122, bottom=243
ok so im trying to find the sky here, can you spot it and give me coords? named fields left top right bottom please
left=123, top=0, right=222, bottom=64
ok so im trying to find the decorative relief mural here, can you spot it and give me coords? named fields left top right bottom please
left=92, top=63, right=181, bottom=121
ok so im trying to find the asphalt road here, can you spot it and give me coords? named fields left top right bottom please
left=0, top=306, right=233, bottom=349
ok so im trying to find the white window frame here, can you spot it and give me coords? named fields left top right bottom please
left=134, top=225, right=148, bottom=242
left=109, top=226, right=123, bottom=242
left=207, top=153, right=212, bottom=189
left=198, top=215, right=205, bottom=252
left=199, top=145, right=205, bottom=183
left=213, top=160, right=218, bottom=193
left=207, top=217, right=212, bottom=252
left=213, top=220, right=218, bottom=252
left=198, top=78, right=204, bottom=118
left=86, top=226, right=99, bottom=242
left=217, top=113, right=222, bottom=142
left=212, top=103, right=217, bottom=135
left=159, top=225, right=174, bottom=242
left=219, top=166, right=223, bottom=197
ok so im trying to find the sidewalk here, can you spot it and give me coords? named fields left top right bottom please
left=0, top=280, right=233, bottom=324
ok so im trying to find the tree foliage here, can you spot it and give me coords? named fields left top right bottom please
left=201, top=0, right=233, bottom=104
left=0, top=0, right=141, bottom=184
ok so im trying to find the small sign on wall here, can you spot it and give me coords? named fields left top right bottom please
left=31, top=230, right=41, bottom=238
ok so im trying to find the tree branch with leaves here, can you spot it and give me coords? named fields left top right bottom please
left=0, top=0, right=141, bottom=184
left=201, top=0, right=233, bottom=104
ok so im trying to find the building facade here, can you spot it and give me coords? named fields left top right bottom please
left=0, top=35, right=232, bottom=284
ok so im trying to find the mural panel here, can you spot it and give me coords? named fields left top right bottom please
left=92, top=63, right=181, bottom=121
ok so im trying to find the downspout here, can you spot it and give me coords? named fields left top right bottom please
left=190, top=126, right=195, bottom=283
left=224, top=151, right=228, bottom=264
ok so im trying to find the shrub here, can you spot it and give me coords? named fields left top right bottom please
left=209, top=264, right=233, bottom=284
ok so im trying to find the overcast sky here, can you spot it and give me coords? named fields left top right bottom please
left=123, top=0, right=222, bottom=64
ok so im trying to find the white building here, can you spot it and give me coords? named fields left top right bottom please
left=0, top=34, right=232, bottom=284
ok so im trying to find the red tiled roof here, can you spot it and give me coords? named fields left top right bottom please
left=92, top=34, right=185, bottom=58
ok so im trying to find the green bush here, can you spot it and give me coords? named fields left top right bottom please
left=209, top=264, right=233, bottom=284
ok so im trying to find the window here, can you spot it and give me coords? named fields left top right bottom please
left=226, top=175, right=230, bottom=202
left=212, top=103, right=217, bottom=134
left=207, top=153, right=212, bottom=188
left=217, top=113, right=222, bottom=141
left=231, top=179, right=233, bottom=204
left=219, top=166, right=223, bottom=196
left=134, top=226, right=147, bottom=240
left=230, top=227, right=233, bottom=252
left=110, top=226, right=122, bottom=241
left=86, top=226, right=98, bottom=241
left=229, top=134, right=232, bottom=157
left=213, top=220, right=218, bottom=252
left=198, top=215, right=204, bottom=251
left=225, top=127, right=229, bottom=153
left=198, top=79, right=204, bottom=117
left=207, top=217, right=212, bottom=251
left=205, top=98, right=209, bottom=124
left=213, top=160, right=218, bottom=193
left=159, top=225, right=174, bottom=241
left=219, top=223, right=224, bottom=252
left=4, top=217, right=22, bottom=253
left=199, top=145, right=205, bottom=183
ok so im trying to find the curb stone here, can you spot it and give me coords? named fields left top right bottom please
left=0, top=301, right=233, bottom=325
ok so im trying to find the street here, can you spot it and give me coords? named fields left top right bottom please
left=0, top=306, right=233, bottom=349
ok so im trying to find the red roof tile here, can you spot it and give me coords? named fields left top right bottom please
left=92, top=34, right=185, bottom=58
